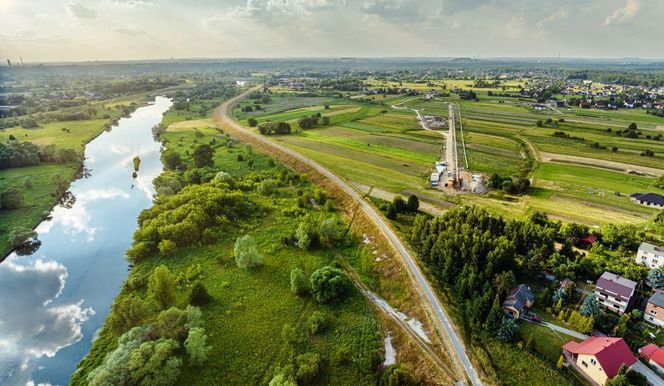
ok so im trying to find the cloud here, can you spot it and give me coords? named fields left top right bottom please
left=64, top=1, right=98, bottom=19
left=0, top=259, right=94, bottom=382
left=604, top=0, right=640, bottom=25
left=35, top=187, right=130, bottom=241
left=110, top=26, right=148, bottom=36
left=505, top=13, right=525, bottom=39
left=105, top=0, right=154, bottom=8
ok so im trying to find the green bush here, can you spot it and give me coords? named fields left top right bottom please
left=234, top=234, right=263, bottom=269
left=189, top=282, right=212, bottom=306
left=307, top=311, right=328, bottom=335
left=148, top=265, right=177, bottom=309
left=295, top=352, right=321, bottom=384
left=310, top=266, right=353, bottom=303
left=290, top=268, right=308, bottom=296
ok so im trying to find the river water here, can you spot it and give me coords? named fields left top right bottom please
left=0, top=96, right=172, bottom=385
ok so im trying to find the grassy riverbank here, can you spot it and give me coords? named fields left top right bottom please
left=71, top=94, right=389, bottom=385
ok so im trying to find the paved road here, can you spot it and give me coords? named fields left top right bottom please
left=215, top=88, right=482, bottom=386
left=633, top=361, right=664, bottom=386
left=523, top=319, right=590, bottom=341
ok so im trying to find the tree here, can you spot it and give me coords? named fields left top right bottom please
left=386, top=204, right=397, bottom=220
left=107, top=296, right=150, bottom=333
left=193, top=144, right=214, bottom=168
left=8, top=228, right=37, bottom=248
left=322, top=116, right=330, bottom=125
left=0, top=187, right=25, bottom=209
left=392, top=196, right=407, bottom=213
left=189, top=282, right=212, bottom=306
left=493, top=271, right=516, bottom=298
left=290, top=268, right=308, bottom=296
left=557, top=355, right=565, bottom=369
left=536, top=120, right=543, bottom=127
left=485, top=294, right=503, bottom=333
left=234, top=234, right=263, bottom=269
left=50, top=173, right=68, bottom=197
left=158, top=239, right=177, bottom=257
left=269, top=374, right=297, bottom=386
left=497, top=316, right=518, bottom=341
left=648, top=268, right=664, bottom=288
left=184, top=327, right=211, bottom=366
left=126, top=338, right=182, bottom=385
left=307, top=311, right=328, bottom=335
left=379, top=365, right=417, bottom=386
left=580, top=294, right=600, bottom=317
left=628, top=122, right=638, bottom=130
left=318, top=216, right=344, bottom=245
left=406, top=194, right=419, bottom=212
left=295, top=352, right=321, bottom=384
left=161, top=149, right=183, bottom=170
left=310, top=266, right=353, bottom=303
left=625, top=368, right=648, bottom=386
left=23, top=176, right=33, bottom=189
left=247, top=117, right=258, bottom=127
left=148, top=265, right=177, bottom=309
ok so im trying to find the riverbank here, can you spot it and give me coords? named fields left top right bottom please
left=0, top=91, right=161, bottom=258
left=71, top=92, right=388, bottom=385
left=0, top=96, right=173, bottom=385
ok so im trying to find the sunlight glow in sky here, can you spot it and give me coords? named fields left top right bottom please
left=0, top=0, right=661, bottom=62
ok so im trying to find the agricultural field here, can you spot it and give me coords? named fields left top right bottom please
left=235, top=85, right=664, bottom=226
left=235, top=94, right=445, bottom=194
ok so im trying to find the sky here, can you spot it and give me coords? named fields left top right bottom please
left=0, top=0, right=662, bottom=62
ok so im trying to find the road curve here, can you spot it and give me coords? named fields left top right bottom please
left=214, top=87, right=482, bottom=386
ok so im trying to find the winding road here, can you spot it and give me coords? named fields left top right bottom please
left=214, top=88, right=482, bottom=386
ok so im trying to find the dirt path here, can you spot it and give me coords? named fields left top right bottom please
left=539, top=152, right=664, bottom=176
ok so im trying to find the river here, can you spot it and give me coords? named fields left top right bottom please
left=0, top=96, right=172, bottom=385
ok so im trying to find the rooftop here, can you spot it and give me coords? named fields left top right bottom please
left=596, top=271, right=636, bottom=300
left=631, top=192, right=664, bottom=205
left=563, top=337, right=636, bottom=379
left=639, top=242, right=664, bottom=255
left=648, top=292, right=664, bottom=308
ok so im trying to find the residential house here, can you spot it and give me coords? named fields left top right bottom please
left=638, top=344, right=664, bottom=374
left=631, top=193, right=664, bottom=209
left=562, top=337, right=637, bottom=386
left=635, top=242, right=664, bottom=270
left=579, top=234, right=598, bottom=248
left=644, top=292, right=664, bottom=327
left=594, top=272, right=636, bottom=314
left=501, top=284, right=535, bottom=319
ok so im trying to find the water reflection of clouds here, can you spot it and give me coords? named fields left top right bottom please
left=0, top=260, right=94, bottom=384
left=36, top=188, right=130, bottom=241
left=110, top=144, right=131, bottom=155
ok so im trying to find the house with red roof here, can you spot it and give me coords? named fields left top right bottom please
left=638, top=344, right=664, bottom=375
left=562, top=337, right=637, bottom=385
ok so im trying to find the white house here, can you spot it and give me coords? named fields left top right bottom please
left=636, top=242, right=664, bottom=270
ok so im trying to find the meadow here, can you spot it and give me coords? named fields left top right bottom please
left=72, top=97, right=410, bottom=386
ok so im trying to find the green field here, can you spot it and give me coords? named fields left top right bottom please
left=0, top=164, right=80, bottom=255
left=72, top=98, right=392, bottom=386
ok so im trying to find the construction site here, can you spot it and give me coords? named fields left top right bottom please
left=426, top=103, right=487, bottom=194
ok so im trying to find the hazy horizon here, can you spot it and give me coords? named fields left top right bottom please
left=1, top=0, right=663, bottom=62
